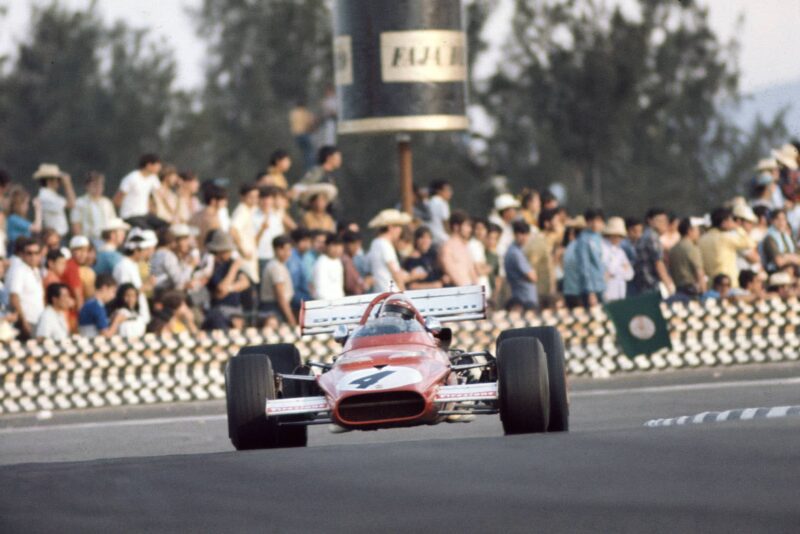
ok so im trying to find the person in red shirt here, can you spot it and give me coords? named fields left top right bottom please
left=42, top=248, right=68, bottom=290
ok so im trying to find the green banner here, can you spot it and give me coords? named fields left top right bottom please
left=604, top=292, right=671, bottom=357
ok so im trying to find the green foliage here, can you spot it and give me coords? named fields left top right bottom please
left=0, top=2, right=176, bottom=188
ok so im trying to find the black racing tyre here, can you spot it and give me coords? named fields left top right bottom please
left=497, top=327, right=569, bottom=432
left=225, top=352, right=278, bottom=450
left=226, top=344, right=308, bottom=449
left=497, top=337, right=550, bottom=435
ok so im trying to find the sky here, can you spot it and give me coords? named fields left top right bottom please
left=1, top=0, right=799, bottom=94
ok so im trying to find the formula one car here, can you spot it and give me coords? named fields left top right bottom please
left=225, top=285, right=568, bottom=450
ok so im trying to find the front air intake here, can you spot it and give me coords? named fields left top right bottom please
left=338, top=391, right=425, bottom=423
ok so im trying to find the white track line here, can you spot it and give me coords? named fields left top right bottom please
left=0, top=414, right=226, bottom=435
left=572, top=376, right=800, bottom=398
left=646, top=405, right=800, bottom=427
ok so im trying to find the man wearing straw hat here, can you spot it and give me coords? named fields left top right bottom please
left=601, top=217, right=633, bottom=302
left=367, top=209, right=421, bottom=292
left=33, top=163, right=76, bottom=239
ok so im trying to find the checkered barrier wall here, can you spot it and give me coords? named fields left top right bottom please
left=1, top=297, right=799, bottom=415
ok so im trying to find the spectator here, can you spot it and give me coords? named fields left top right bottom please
left=299, top=145, right=341, bottom=188
left=601, top=216, right=633, bottom=302
left=301, top=192, right=336, bottom=232
left=71, top=171, right=116, bottom=248
left=574, top=209, right=606, bottom=307
left=287, top=228, right=313, bottom=309
left=63, top=236, right=90, bottom=310
left=261, top=149, right=292, bottom=190
left=78, top=274, right=124, bottom=337
left=105, top=283, right=147, bottom=338
left=760, top=209, right=800, bottom=274
left=484, top=223, right=503, bottom=301
left=137, top=230, right=158, bottom=299
left=176, top=170, right=201, bottom=224
left=541, top=190, right=559, bottom=211
left=150, top=226, right=196, bottom=292
left=43, top=248, right=68, bottom=289
left=304, top=230, right=327, bottom=289
left=669, top=218, right=707, bottom=300
left=732, top=203, right=762, bottom=276
left=702, top=274, right=732, bottom=301
left=439, top=211, right=478, bottom=287
left=660, top=213, right=680, bottom=252
left=428, top=179, right=452, bottom=245
left=289, top=101, right=316, bottom=171
left=751, top=205, right=770, bottom=243
left=260, top=235, right=297, bottom=326
left=253, top=186, right=281, bottom=276
left=735, top=269, right=765, bottom=301
left=191, top=182, right=227, bottom=251
left=468, top=219, right=492, bottom=297
left=519, top=189, right=541, bottom=229
left=113, top=230, right=151, bottom=324
left=504, top=220, right=537, bottom=311
left=115, top=154, right=162, bottom=221
left=562, top=222, right=584, bottom=308
left=524, top=209, right=560, bottom=308
left=621, top=216, right=642, bottom=265
left=342, top=230, right=370, bottom=295
left=634, top=208, right=675, bottom=295
left=35, top=283, right=73, bottom=340
left=403, top=226, right=445, bottom=290
left=34, top=163, right=76, bottom=239
left=93, top=218, right=129, bottom=276
left=7, top=238, right=44, bottom=339
left=6, top=186, right=42, bottom=246
left=767, top=270, right=793, bottom=299
left=750, top=164, right=778, bottom=210
left=152, top=165, right=181, bottom=225
left=411, top=184, right=432, bottom=224
left=152, top=290, right=198, bottom=335
left=489, top=193, right=521, bottom=260
left=230, top=183, right=260, bottom=284
left=367, top=209, right=414, bottom=292
left=204, top=231, right=250, bottom=330
left=312, top=233, right=345, bottom=300
left=698, top=207, right=756, bottom=288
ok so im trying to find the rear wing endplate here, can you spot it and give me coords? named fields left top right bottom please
left=300, top=285, right=486, bottom=336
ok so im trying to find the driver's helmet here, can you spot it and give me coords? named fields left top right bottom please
left=379, top=294, right=417, bottom=321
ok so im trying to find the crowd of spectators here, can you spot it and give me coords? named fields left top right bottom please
left=3, top=141, right=800, bottom=342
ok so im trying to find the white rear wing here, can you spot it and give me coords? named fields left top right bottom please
left=300, top=285, right=486, bottom=336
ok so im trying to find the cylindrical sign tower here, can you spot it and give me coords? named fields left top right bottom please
left=333, top=0, right=468, bottom=135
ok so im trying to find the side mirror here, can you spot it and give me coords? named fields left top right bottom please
left=425, top=317, right=443, bottom=335
left=333, top=324, right=349, bottom=345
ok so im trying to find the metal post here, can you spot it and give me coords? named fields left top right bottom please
left=397, top=134, right=413, bottom=215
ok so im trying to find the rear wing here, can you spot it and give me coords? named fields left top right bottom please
left=300, top=285, right=486, bottom=336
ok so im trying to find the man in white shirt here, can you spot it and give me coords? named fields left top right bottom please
left=313, top=234, right=345, bottom=300
left=367, top=209, right=420, bottom=292
left=427, top=179, right=452, bottom=246
left=113, top=230, right=151, bottom=323
left=71, top=171, right=116, bottom=247
left=33, top=163, right=76, bottom=238
left=114, top=154, right=162, bottom=220
left=230, top=183, right=260, bottom=283
left=6, top=237, right=45, bottom=340
left=36, top=283, right=73, bottom=340
left=253, top=187, right=285, bottom=275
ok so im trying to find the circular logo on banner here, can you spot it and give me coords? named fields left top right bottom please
left=629, top=315, right=656, bottom=340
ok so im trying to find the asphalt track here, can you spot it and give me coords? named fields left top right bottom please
left=1, top=362, right=800, bottom=533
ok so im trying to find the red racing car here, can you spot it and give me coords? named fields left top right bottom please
left=225, top=285, right=569, bottom=450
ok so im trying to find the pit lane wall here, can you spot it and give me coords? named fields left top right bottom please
left=1, top=297, right=799, bottom=415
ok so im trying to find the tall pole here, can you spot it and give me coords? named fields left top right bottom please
left=397, top=134, right=413, bottom=215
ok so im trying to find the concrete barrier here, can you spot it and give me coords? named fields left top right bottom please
left=1, top=297, right=798, bottom=415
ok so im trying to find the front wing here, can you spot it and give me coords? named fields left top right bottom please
left=265, top=382, right=499, bottom=417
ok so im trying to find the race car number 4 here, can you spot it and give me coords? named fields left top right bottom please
left=339, top=366, right=423, bottom=391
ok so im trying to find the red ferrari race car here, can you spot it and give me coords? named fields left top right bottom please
left=225, top=285, right=569, bottom=450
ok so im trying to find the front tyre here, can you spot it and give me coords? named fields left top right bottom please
left=497, top=336, right=550, bottom=435
left=225, top=352, right=278, bottom=450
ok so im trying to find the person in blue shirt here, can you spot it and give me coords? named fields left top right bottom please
left=574, top=209, right=607, bottom=308
left=287, top=228, right=313, bottom=309
left=78, top=274, right=124, bottom=337
left=7, top=187, right=42, bottom=248
left=504, top=220, right=538, bottom=311
left=93, top=218, right=129, bottom=275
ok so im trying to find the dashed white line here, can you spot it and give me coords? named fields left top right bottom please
left=646, top=405, right=800, bottom=428
left=0, top=414, right=227, bottom=435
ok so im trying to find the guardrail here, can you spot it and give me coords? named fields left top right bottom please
left=1, top=297, right=798, bottom=415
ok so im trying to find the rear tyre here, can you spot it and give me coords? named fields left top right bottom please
left=497, top=337, right=550, bottom=434
left=497, top=327, right=569, bottom=432
left=226, top=344, right=308, bottom=450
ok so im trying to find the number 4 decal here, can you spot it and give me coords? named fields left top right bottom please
left=349, top=370, right=395, bottom=390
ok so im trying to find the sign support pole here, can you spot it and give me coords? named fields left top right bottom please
left=397, top=133, right=413, bottom=215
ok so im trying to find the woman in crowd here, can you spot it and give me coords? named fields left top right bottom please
left=106, top=283, right=148, bottom=338
left=402, top=226, right=445, bottom=289
left=6, top=186, right=42, bottom=247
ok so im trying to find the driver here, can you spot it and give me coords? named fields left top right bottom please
left=378, top=294, right=418, bottom=322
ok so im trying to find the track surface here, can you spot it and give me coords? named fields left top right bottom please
left=2, top=362, right=800, bottom=533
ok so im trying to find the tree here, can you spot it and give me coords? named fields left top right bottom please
left=474, top=0, right=787, bottom=214
left=0, top=2, right=177, bottom=188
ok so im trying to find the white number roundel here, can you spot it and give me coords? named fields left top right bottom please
left=339, top=366, right=423, bottom=391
